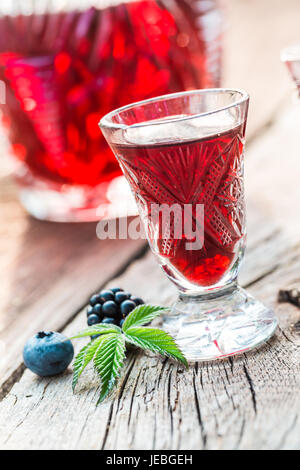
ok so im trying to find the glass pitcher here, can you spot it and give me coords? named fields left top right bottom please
left=0, top=0, right=223, bottom=221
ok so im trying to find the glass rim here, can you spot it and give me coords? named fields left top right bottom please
left=99, top=88, right=249, bottom=131
left=281, top=43, right=300, bottom=62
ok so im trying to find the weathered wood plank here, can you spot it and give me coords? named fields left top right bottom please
left=0, top=177, right=146, bottom=394
left=1, top=103, right=300, bottom=450
left=0, top=245, right=299, bottom=450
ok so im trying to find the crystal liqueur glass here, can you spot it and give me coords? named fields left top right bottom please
left=100, top=89, right=278, bottom=361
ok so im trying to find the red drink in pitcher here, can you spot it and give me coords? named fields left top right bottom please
left=0, top=0, right=223, bottom=221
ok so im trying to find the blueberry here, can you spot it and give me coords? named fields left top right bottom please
left=89, top=294, right=99, bottom=306
left=131, top=297, right=144, bottom=306
left=102, top=317, right=116, bottom=325
left=110, top=287, right=123, bottom=293
left=115, top=291, right=130, bottom=304
left=87, top=314, right=101, bottom=326
left=91, top=335, right=100, bottom=340
left=93, top=303, right=102, bottom=315
left=23, top=331, right=74, bottom=377
left=102, top=300, right=118, bottom=317
left=120, top=300, right=136, bottom=316
left=99, top=290, right=115, bottom=302
left=87, top=305, right=94, bottom=317
left=119, top=319, right=125, bottom=328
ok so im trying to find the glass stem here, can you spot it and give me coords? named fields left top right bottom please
left=178, top=280, right=238, bottom=303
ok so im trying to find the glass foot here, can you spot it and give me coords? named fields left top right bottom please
left=163, top=286, right=278, bottom=362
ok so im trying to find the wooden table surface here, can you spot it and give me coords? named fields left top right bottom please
left=1, top=0, right=300, bottom=450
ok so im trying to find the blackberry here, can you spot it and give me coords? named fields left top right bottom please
left=115, top=291, right=130, bottom=304
left=120, top=300, right=136, bottom=316
left=87, top=287, right=145, bottom=330
left=93, top=303, right=102, bottom=315
left=99, top=290, right=114, bottom=302
left=87, top=305, right=94, bottom=317
left=87, top=313, right=101, bottom=326
left=102, top=317, right=116, bottom=325
left=89, top=294, right=99, bottom=306
left=102, top=300, right=118, bottom=317
left=130, top=296, right=144, bottom=306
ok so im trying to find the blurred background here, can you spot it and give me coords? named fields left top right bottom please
left=0, top=0, right=300, bottom=221
left=223, top=0, right=300, bottom=137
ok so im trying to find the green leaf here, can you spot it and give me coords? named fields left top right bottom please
left=124, top=327, right=188, bottom=368
left=94, top=333, right=126, bottom=404
left=72, top=337, right=104, bottom=391
left=69, top=323, right=120, bottom=340
left=122, top=304, right=167, bottom=331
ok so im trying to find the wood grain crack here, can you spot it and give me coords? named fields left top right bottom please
left=167, top=365, right=174, bottom=437
left=128, top=367, right=142, bottom=426
left=101, top=401, right=114, bottom=450
left=157, top=357, right=168, bottom=389
left=116, top=356, right=136, bottom=412
left=244, top=266, right=279, bottom=289
left=228, top=357, right=234, bottom=374
left=243, top=364, right=257, bottom=414
left=280, top=326, right=300, bottom=347
left=235, top=417, right=246, bottom=449
left=0, top=364, right=25, bottom=401
left=192, top=369, right=207, bottom=448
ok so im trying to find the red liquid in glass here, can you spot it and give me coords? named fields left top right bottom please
left=0, top=1, right=222, bottom=190
left=113, top=123, right=245, bottom=287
